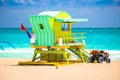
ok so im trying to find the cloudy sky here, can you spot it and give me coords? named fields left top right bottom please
left=0, top=0, right=120, bottom=28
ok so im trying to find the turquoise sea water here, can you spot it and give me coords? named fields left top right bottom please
left=0, top=28, right=120, bottom=60
left=72, top=28, right=120, bottom=50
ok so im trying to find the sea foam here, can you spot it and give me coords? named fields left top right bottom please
left=0, top=48, right=120, bottom=60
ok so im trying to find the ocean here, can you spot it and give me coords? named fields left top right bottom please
left=0, top=28, right=120, bottom=60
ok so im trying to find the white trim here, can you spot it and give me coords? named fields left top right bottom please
left=38, top=11, right=62, bottom=17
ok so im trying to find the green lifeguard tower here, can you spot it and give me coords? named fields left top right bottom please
left=19, top=11, right=91, bottom=67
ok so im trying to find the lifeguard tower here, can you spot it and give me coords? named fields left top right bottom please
left=19, top=11, right=91, bottom=67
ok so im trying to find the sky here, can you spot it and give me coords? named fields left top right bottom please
left=0, top=0, right=120, bottom=28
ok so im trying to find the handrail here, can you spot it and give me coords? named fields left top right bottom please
left=54, top=32, right=86, bottom=45
left=55, top=32, right=85, bottom=39
left=81, top=49, right=90, bottom=55
left=62, top=37, right=85, bottom=39
left=72, top=32, right=86, bottom=34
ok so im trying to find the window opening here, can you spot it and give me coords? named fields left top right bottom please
left=61, top=23, right=70, bottom=31
left=39, top=24, right=44, bottom=29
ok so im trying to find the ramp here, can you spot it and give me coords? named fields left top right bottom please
left=80, top=49, right=91, bottom=62
left=66, top=48, right=91, bottom=62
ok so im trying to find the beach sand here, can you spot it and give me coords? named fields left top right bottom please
left=0, top=58, right=120, bottom=80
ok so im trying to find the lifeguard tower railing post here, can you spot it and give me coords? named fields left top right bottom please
left=54, top=32, right=85, bottom=46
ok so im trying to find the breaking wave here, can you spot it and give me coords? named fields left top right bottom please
left=0, top=48, right=120, bottom=60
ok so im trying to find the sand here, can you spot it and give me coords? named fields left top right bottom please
left=0, top=58, right=120, bottom=80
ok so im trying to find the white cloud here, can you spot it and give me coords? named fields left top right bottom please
left=77, top=0, right=104, bottom=3
left=114, top=0, right=120, bottom=2
left=15, top=0, right=26, bottom=4
left=69, top=0, right=75, bottom=7
left=14, top=0, right=35, bottom=5
left=1, top=0, right=6, bottom=2
left=28, top=0, right=36, bottom=5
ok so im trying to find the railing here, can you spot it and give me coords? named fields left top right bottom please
left=54, top=32, right=85, bottom=46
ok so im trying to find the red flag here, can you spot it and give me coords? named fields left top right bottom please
left=20, top=23, right=26, bottom=31
left=20, top=23, right=31, bottom=39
